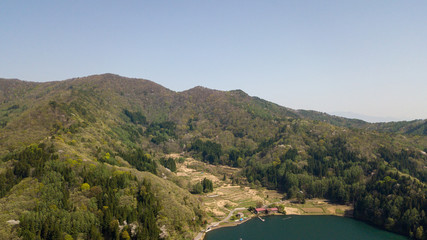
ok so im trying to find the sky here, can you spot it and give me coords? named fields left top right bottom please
left=1, top=1, right=426, bottom=122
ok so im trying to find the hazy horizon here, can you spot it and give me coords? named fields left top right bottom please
left=1, top=1, right=426, bottom=121
left=329, top=111, right=411, bottom=123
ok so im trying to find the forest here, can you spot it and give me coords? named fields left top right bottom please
left=4, top=144, right=161, bottom=240
left=242, top=138, right=426, bottom=238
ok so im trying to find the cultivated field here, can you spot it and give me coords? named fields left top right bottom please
left=171, top=155, right=281, bottom=220
left=168, top=154, right=353, bottom=222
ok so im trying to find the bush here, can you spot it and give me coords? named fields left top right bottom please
left=160, top=157, right=176, bottom=172
left=81, top=183, right=90, bottom=191
left=192, top=182, right=203, bottom=194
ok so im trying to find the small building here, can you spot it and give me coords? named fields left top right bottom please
left=267, top=207, right=278, bottom=213
left=255, top=208, right=267, bottom=214
left=236, top=212, right=244, bottom=218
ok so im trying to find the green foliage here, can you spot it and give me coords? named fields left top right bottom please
left=415, top=226, right=424, bottom=240
left=306, top=137, right=365, bottom=178
left=13, top=161, right=30, bottom=178
left=135, top=180, right=160, bottom=239
left=281, top=148, right=298, bottom=162
left=120, top=148, right=157, bottom=174
left=245, top=138, right=369, bottom=203
left=354, top=169, right=426, bottom=238
left=0, top=143, right=57, bottom=198
left=0, top=168, right=16, bottom=197
left=122, top=109, right=177, bottom=145
left=19, top=167, right=96, bottom=240
left=64, top=234, right=73, bottom=240
left=257, top=138, right=275, bottom=153
left=110, top=124, right=144, bottom=147
left=228, top=149, right=245, bottom=167
left=121, top=230, right=130, bottom=240
left=0, top=119, right=7, bottom=128
left=370, top=119, right=427, bottom=136
left=146, top=121, right=176, bottom=144
left=81, top=183, right=90, bottom=191
left=245, top=138, right=426, bottom=238
left=190, top=139, right=222, bottom=164
left=191, top=182, right=203, bottom=194
left=378, top=147, right=426, bottom=181
left=123, top=109, right=147, bottom=125
left=19, top=159, right=161, bottom=240
left=191, top=178, right=213, bottom=194
left=1, top=75, right=427, bottom=239
left=277, top=205, right=285, bottom=214
left=160, top=157, right=176, bottom=172
left=202, top=178, right=213, bottom=193
left=48, top=101, right=58, bottom=109
left=296, top=191, right=305, bottom=204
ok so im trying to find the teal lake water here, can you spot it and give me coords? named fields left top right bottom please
left=204, top=215, right=407, bottom=240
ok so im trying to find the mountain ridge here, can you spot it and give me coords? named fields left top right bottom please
left=3, top=74, right=425, bottom=132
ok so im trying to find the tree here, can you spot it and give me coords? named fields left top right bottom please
left=192, top=182, right=203, bottom=194
left=161, top=157, right=176, bottom=172
left=202, top=178, right=213, bottom=193
left=415, top=226, right=423, bottom=240
left=13, top=161, right=30, bottom=178
left=89, top=226, right=103, bottom=240
left=109, top=219, right=120, bottom=240
left=384, top=217, right=395, bottom=231
left=277, top=205, right=286, bottom=214
left=81, top=183, right=90, bottom=191
left=296, top=191, right=305, bottom=204
left=121, top=230, right=130, bottom=240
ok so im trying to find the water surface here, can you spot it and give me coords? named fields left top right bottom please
left=205, top=215, right=407, bottom=240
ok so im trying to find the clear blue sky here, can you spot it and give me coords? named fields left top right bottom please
left=1, top=1, right=426, bottom=122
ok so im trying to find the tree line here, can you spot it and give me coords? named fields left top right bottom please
left=243, top=138, right=426, bottom=239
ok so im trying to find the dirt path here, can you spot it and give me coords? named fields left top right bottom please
left=193, top=207, right=247, bottom=240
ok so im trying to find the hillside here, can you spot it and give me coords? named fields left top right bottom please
left=297, top=109, right=427, bottom=136
left=0, top=74, right=426, bottom=239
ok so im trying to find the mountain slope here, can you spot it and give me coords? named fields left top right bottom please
left=0, top=74, right=426, bottom=239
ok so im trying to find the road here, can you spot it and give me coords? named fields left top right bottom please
left=193, top=207, right=247, bottom=240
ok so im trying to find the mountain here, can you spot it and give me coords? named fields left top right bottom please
left=0, top=74, right=426, bottom=239
left=299, top=109, right=427, bottom=136
left=330, top=111, right=402, bottom=123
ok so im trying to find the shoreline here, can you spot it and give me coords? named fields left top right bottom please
left=195, top=199, right=353, bottom=240
left=213, top=212, right=352, bottom=230
left=199, top=214, right=408, bottom=240
left=199, top=212, right=354, bottom=240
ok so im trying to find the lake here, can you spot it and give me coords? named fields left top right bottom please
left=204, top=215, right=407, bottom=240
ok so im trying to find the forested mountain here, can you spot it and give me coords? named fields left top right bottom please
left=297, top=109, right=427, bottom=136
left=0, top=74, right=426, bottom=239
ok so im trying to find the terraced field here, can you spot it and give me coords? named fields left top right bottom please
left=168, top=154, right=353, bottom=228
left=171, top=155, right=282, bottom=219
